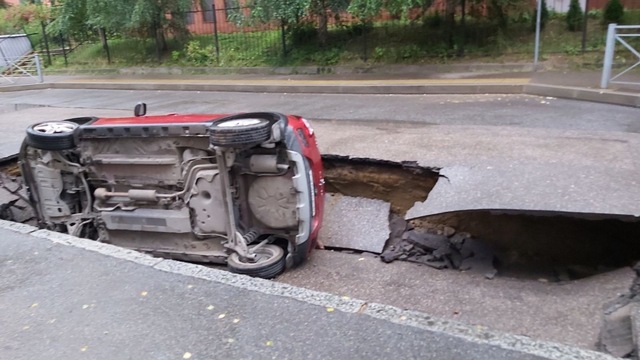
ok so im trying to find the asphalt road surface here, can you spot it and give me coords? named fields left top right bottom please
left=0, top=88, right=638, bottom=353
left=0, top=88, right=639, bottom=133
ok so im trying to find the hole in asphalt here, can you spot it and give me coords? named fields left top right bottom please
left=411, top=211, right=640, bottom=281
left=320, top=155, right=640, bottom=282
left=2, top=154, right=640, bottom=282
left=321, top=154, right=439, bottom=216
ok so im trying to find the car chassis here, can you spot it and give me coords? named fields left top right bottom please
left=19, top=108, right=324, bottom=278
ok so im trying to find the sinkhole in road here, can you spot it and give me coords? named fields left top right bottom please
left=321, top=155, right=640, bottom=281
left=1, top=153, right=640, bottom=281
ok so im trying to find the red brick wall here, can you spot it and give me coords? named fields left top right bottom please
left=589, top=0, right=640, bottom=10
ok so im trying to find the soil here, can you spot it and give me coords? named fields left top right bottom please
left=322, top=155, right=439, bottom=215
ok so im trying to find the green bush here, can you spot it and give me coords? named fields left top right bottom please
left=566, top=0, right=583, bottom=31
left=288, top=22, right=317, bottom=46
left=603, top=0, right=624, bottom=25
left=184, top=40, right=215, bottom=65
left=623, top=9, right=640, bottom=24
left=531, top=0, right=549, bottom=31
left=423, top=11, right=443, bottom=29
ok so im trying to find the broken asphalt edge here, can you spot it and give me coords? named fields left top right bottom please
left=0, top=81, right=638, bottom=108
left=0, top=218, right=617, bottom=360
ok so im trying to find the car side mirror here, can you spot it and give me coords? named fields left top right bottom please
left=134, top=102, right=147, bottom=117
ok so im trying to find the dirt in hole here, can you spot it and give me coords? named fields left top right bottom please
left=412, top=211, right=640, bottom=280
left=321, top=154, right=440, bottom=216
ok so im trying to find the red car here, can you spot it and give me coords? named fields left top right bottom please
left=19, top=106, right=324, bottom=278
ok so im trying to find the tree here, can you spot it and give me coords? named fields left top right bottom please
left=603, top=0, right=624, bottom=25
left=50, top=0, right=194, bottom=53
left=566, top=0, right=582, bottom=31
left=4, top=2, right=50, bottom=30
left=531, top=0, right=549, bottom=31
left=247, top=0, right=350, bottom=46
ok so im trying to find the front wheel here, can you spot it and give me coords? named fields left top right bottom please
left=209, top=117, right=271, bottom=148
left=26, top=120, right=79, bottom=150
left=227, top=244, right=285, bottom=279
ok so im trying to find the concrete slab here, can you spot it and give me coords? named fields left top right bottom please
left=406, top=164, right=640, bottom=220
left=319, top=194, right=390, bottom=253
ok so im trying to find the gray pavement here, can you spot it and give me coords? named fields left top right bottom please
left=0, top=223, right=616, bottom=360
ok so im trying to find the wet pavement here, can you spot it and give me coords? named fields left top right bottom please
left=0, top=225, right=614, bottom=360
left=0, top=70, right=639, bottom=358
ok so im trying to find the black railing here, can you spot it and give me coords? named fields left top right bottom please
left=30, top=5, right=617, bottom=68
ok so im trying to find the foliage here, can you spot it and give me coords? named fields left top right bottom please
left=623, top=9, right=640, bottom=25
left=47, top=0, right=91, bottom=41
left=347, top=0, right=384, bottom=20
left=184, top=40, right=216, bottom=65
left=249, top=0, right=306, bottom=24
left=48, top=0, right=193, bottom=48
left=423, top=11, right=443, bottom=28
left=384, top=0, right=433, bottom=19
left=531, top=0, right=549, bottom=31
left=566, top=0, right=582, bottom=31
left=603, top=0, right=624, bottom=25
left=486, top=0, right=532, bottom=29
left=3, top=3, right=49, bottom=30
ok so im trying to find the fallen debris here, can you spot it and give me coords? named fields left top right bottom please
left=0, top=172, right=35, bottom=225
left=380, top=225, right=497, bottom=279
left=598, top=263, right=640, bottom=358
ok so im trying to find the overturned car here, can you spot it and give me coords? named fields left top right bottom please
left=19, top=108, right=324, bottom=278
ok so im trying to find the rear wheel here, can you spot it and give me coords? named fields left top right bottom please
left=26, top=121, right=78, bottom=150
left=209, top=118, right=271, bottom=148
left=227, top=244, right=285, bottom=279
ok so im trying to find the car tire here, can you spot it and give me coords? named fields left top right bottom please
left=209, top=117, right=271, bottom=148
left=291, top=239, right=311, bottom=267
left=26, top=121, right=79, bottom=151
left=227, top=244, right=285, bottom=279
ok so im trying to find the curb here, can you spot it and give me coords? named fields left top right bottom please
left=525, top=84, right=640, bottom=108
left=2, top=80, right=638, bottom=107
left=47, top=81, right=526, bottom=95
left=43, top=63, right=537, bottom=77
left=0, top=218, right=618, bottom=360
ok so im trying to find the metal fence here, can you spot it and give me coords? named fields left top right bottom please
left=600, top=24, right=640, bottom=88
left=0, top=54, right=44, bottom=84
left=29, top=5, right=624, bottom=68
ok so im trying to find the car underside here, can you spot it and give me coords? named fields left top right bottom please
left=19, top=110, right=324, bottom=278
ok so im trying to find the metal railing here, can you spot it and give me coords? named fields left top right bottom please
left=0, top=54, right=44, bottom=84
left=601, top=23, right=640, bottom=88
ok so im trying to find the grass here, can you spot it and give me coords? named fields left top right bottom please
left=41, top=9, right=640, bottom=70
